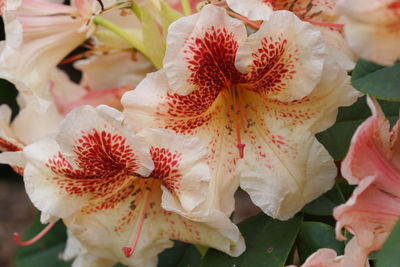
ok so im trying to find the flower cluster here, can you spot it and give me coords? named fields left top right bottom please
left=0, top=0, right=398, bottom=266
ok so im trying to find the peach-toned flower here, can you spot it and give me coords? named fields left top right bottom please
left=333, top=97, right=400, bottom=263
left=8, top=105, right=244, bottom=266
left=0, top=0, right=101, bottom=95
left=337, top=0, right=400, bottom=66
left=122, top=5, right=359, bottom=219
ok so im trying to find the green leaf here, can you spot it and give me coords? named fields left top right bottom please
left=201, top=214, right=303, bottom=267
left=160, top=1, right=182, bottom=37
left=351, top=59, right=400, bottom=102
left=376, top=219, right=400, bottom=267
left=302, top=182, right=346, bottom=216
left=317, top=96, right=400, bottom=160
left=158, top=241, right=202, bottom=267
left=297, top=222, right=344, bottom=263
left=15, top=215, right=71, bottom=267
left=140, top=5, right=166, bottom=69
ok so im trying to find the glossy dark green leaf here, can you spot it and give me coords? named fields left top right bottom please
left=376, top=219, right=400, bottom=267
left=302, top=182, right=346, bottom=216
left=298, top=222, right=344, bottom=263
left=200, top=214, right=303, bottom=267
left=158, top=241, right=202, bottom=267
left=317, top=96, right=400, bottom=160
left=15, top=215, right=71, bottom=267
left=351, top=59, right=400, bottom=102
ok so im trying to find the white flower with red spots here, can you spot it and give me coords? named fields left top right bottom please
left=332, top=97, right=400, bottom=264
left=122, top=5, right=359, bottom=219
left=16, top=105, right=244, bottom=266
left=225, top=0, right=356, bottom=70
left=337, top=0, right=400, bottom=66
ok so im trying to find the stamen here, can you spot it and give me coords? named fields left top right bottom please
left=13, top=221, right=57, bottom=246
left=58, top=53, right=86, bottom=65
left=232, top=87, right=245, bottom=159
left=307, top=20, right=344, bottom=28
left=226, top=10, right=261, bottom=30
left=122, top=188, right=152, bottom=258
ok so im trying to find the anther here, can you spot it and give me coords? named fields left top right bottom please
left=13, top=221, right=57, bottom=246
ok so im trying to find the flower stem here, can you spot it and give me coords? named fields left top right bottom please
left=93, top=16, right=150, bottom=61
left=180, top=0, right=192, bottom=15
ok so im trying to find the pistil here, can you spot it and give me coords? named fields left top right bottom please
left=13, top=221, right=57, bottom=246
left=122, top=186, right=152, bottom=258
left=226, top=85, right=252, bottom=159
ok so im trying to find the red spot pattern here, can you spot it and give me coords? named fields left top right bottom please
left=184, top=26, right=245, bottom=88
left=0, top=137, right=22, bottom=152
left=46, top=129, right=140, bottom=212
left=246, top=35, right=298, bottom=97
left=157, top=27, right=246, bottom=133
left=150, top=147, right=182, bottom=193
left=48, top=129, right=138, bottom=179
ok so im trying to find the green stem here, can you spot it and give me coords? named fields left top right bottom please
left=93, top=16, right=149, bottom=60
left=131, top=0, right=141, bottom=20
left=180, top=0, right=192, bottom=16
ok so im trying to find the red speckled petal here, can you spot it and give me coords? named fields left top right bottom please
left=163, top=4, right=247, bottom=96
left=123, top=70, right=240, bottom=215
left=23, top=105, right=154, bottom=219
left=65, top=182, right=244, bottom=266
left=238, top=105, right=336, bottom=219
left=136, top=128, right=210, bottom=212
left=256, top=53, right=358, bottom=136
left=161, top=190, right=245, bottom=257
left=64, top=181, right=172, bottom=267
left=236, top=11, right=325, bottom=102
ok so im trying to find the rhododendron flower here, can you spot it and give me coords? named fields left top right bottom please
left=0, top=0, right=101, bottom=95
left=0, top=0, right=96, bottom=95
left=333, top=97, right=400, bottom=262
left=5, top=105, right=244, bottom=266
left=122, top=5, right=358, bottom=219
left=74, top=51, right=155, bottom=91
left=287, top=238, right=370, bottom=267
left=225, top=0, right=356, bottom=69
left=337, top=0, right=400, bottom=66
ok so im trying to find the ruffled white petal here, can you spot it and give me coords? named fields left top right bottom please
left=163, top=4, right=247, bottom=95
left=235, top=11, right=325, bottom=102
left=226, top=0, right=273, bottom=20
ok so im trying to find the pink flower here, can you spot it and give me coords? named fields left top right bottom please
left=0, top=0, right=97, bottom=95
left=288, top=238, right=371, bottom=267
left=333, top=97, right=400, bottom=262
